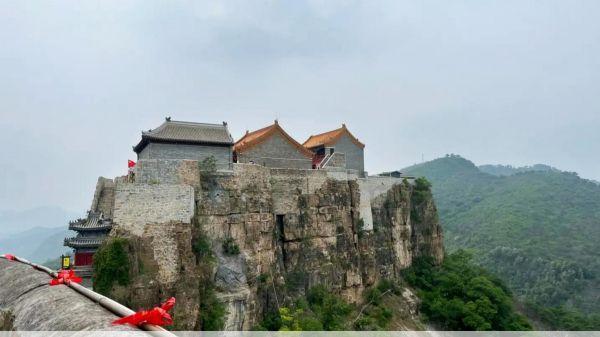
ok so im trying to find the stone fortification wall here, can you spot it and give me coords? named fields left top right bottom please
left=90, top=177, right=116, bottom=217
left=357, top=176, right=406, bottom=230
left=135, top=159, right=201, bottom=186
left=112, top=183, right=195, bottom=236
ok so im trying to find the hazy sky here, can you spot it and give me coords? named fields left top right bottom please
left=1, top=1, right=599, bottom=213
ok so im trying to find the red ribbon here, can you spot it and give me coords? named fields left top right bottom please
left=3, top=254, right=16, bottom=261
left=49, top=269, right=83, bottom=286
left=113, top=297, right=176, bottom=327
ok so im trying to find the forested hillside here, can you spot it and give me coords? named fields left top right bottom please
left=403, top=155, right=600, bottom=330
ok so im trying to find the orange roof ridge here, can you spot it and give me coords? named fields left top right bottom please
left=303, top=124, right=365, bottom=149
left=234, top=121, right=313, bottom=157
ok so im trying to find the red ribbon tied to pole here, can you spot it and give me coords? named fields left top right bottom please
left=3, top=254, right=16, bottom=261
left=49, top=269, right=82, bottom=286
left=113, top=297, right=176, bottom=327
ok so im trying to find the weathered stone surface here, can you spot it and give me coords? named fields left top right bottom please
left=0, top=259, right=138, bottom=331
left=113, top=183, right=194, bottom=236
left=98, top=163, right=443, bottom=330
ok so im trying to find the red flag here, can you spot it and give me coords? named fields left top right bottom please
left=128, top=160, right=136, bottom=168
left=49, top=269, right=82, bottom=286
left=3, top=254, right=15, bottom=261
left=113, top=297, right=176, bottom=327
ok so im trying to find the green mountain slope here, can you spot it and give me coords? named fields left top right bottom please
left=402, top=155, right=600, bottom=327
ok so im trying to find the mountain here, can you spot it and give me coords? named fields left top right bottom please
left=403, top=155, right=600, bottom=328
left=0, top=206, right=79, bottom=238
left=0, top=226, right=73, bottom=263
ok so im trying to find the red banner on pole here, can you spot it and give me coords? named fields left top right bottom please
left=128, top=160, right=136, bottom=168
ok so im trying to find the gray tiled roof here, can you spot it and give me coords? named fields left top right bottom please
left=69, top=212, right=113, bottom=231
left=64, top=236, right=105, bottom=248
left=134, top=119, right=233, bottom=153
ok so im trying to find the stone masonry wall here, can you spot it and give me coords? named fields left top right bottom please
left=90, top=177, right=116, bottom=218
left=112, top=183, right=195, bottom=236
left=138, top=142, right=232, bottom=170
left=332, top=133, right=364, bottom=176
left=357, top=176, right=406, bottom=230
left=236, top=132, right=312, bottom=169
left=321, top=152, right=346, bottom=169
left=136, top=159, right=201, bottom=186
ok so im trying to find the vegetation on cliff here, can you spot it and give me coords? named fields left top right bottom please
left=192, top=218, right=227, bottom=330
left=403, top=155, right=600, bottom=329
left=404, top=250, right=531, bottom=330
left=93, top=238, right=131, bottom=295
left=253, top=283, right=401, bottom=331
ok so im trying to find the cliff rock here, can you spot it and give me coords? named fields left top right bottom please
left=93, top=164, right=444, bottom=330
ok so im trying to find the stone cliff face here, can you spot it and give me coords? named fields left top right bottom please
left=95, top=164, right=443, bottom=330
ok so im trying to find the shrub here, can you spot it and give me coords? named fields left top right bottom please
left=403, top=250, right=532, bottom=331
left=198, top=283, right=227, bottom=330
left=222, top=237, right=240, bottom=255
left=93, top=238, right=130, bottom=295
left=193, top=231, right=213, bottom=262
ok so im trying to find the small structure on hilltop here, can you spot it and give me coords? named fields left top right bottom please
left=233, top=120, right=314, bottom=169
left=304, top=124, right=365, bottom=176
left=133, top=117, right=234, bottom=170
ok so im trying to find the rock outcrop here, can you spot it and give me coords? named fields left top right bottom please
left=93, top=163, right=444, bottom=330
left=0, top=259, right=137, bottom=331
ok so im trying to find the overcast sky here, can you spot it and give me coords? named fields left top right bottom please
left=1, top=0, right=599, bottom=213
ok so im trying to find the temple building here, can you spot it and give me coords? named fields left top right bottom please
left=304, top=124, right=365, bottom=176
left=133, top=117, right=234, bottom=170
left=64, top=211, right=113, bottom=281
left=233, top=120, right=314, bottom=169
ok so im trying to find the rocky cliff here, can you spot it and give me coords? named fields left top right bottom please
left=93, top=163, right=444, bottom=330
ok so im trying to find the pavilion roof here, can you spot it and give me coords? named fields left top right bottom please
left=133, top=118, right=233, bottom=153
left=303, top=124, right=365, bottom=149
left=234, top=120, right=313, bottom=157
left=64, top=236, right=105, bottom=249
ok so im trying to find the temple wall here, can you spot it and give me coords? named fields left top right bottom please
left=137, top=142, right=232, bottom=170
left=236, top=133, right=312, bottom=169
left=332, top=133, right=365, bottom=176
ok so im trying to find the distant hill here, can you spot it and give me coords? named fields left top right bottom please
left=402, top=155, right=600, bottom=324
left=478, top=163, right=560, bottom=176
left=0, top=226, right=73, bottom=263
left=0, top=206, right=79, bottom=238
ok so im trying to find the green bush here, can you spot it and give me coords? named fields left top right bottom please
left=403, top=250, right=531, bottom=331
left=193, top=231, right=213, bottom=262
left=93, top=238, right=130, bottom=295
left=222, top=237, right=240, bottom=255
left=306, top=285, right=352, bottom=330
left=198, top=283, right=227, bottom=330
